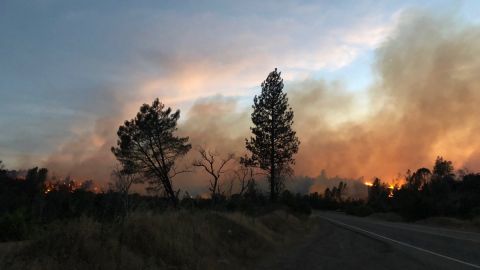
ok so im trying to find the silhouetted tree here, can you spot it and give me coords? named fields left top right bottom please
left=331, top=181, right=347, bottom=202
left=432, top=156, right=454, bottom=181
left=242, top=69, right=300, bottom=201
left=367, top=178, right=390, bottom=212
left=193, top=147, right=234, bottom=200
left=424, top=157, right=455, bottom=215
left=322, top=188, right=336, bottom=209
left=321, top=182, right=348, bottom=209
left=25, top=167, right=48, bottom=197
left=243, top=178, right=260, bottom=201
left=392, top=172, right=427, bottom=220
left=406, top=168, right=431, bottom=190
left=111, top=98, right=191, bottom=205
left=458, top=173, right=480, bottom=217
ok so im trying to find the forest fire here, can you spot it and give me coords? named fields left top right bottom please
left=43, top=179, right=99, bottom=194
left=365, top=181, right=396, bottom=198
left=3, top=2, right=480, bottom=269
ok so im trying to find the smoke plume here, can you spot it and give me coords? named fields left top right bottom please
left=291, top=12, right=480, bottom=185
left=44, top=11, right=480, bottom=195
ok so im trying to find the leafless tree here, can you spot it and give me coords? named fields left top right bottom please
left=111, top=165, right=143, bottom=216
left=193, top=147, right=234, bottom=199
left=234, top=164, right=255, bottom=196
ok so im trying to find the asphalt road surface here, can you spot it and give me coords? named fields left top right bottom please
left=258, top=212, right=480, bottom=270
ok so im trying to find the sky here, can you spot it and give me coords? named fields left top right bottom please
left=2, top=1, right=480, bottom=194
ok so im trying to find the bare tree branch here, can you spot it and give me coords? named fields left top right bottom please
left=193, top=146, right=235, bottom=199
left=111, top=164, right=143, bottom=217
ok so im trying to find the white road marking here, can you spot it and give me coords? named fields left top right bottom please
left=360, top=218, right=480, bottom=244
left=320, top=216, right=480, bottom=269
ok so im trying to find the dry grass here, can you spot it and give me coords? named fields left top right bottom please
left=0, top=210, right=313, bottom=270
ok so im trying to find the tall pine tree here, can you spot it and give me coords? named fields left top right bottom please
left=242, top=69, right=300, bottom=201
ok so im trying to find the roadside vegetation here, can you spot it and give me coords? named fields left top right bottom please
left=0, top=210, right=315, bottom=270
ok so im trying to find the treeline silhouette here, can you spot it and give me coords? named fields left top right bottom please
left=363, top=156, right=480, bottom=220
left=317, top=156, right=480, bottom=221
left=2, top=157, right=480, bottom=242
left=3, top=155, right=479, bottom=242
left=0, top=162, right=312, bottom=242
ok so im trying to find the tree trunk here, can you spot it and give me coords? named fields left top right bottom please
left=270, top=161, right=276, bottom=201
left=163, top=178, right=178, bottom=207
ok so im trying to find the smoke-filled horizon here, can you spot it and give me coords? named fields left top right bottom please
left=2, top=2, right=480, bottom=196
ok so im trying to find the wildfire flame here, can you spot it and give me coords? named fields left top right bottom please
left=364, top=181, right=396, bottom=197
left=43, top=179, right=100, bottom=194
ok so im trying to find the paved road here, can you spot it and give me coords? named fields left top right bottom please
left=258, top=212, right=480, bottom=270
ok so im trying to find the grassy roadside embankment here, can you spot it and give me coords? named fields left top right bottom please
left=0, top=210, right=315, bottom=270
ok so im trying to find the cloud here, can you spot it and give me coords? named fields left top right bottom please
left=128, top=2, right=400, bottom=107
